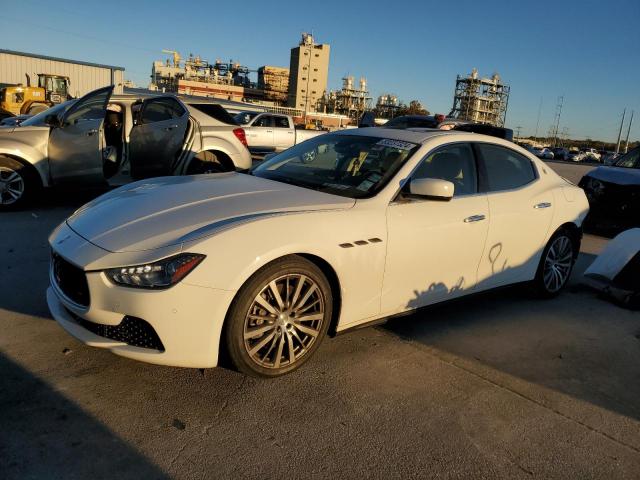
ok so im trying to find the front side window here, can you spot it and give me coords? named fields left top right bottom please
left=274, top=116, right=289, bottom=128
left=140, top=98, right=185, bottom=124
left=615, top=147, right=640, bottom=169
left=411, top=143, right=477, bottom=196
left=252, top=134, right=419, bottom=199
left=477, top=144, right=536, bottom=192
left=64, top=89, right=110, bottom=124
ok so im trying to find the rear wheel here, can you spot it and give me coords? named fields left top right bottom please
left=0, top=157, right=39, bottom=210
left=532, top=228, right=576, bottom=297
left=224, top=256, right=332, bottom=377
left=186, top=151, right=229, bottom=174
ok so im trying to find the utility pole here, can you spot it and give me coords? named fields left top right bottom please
left=515, top=126, right=522, bottom=140
left=615, top=108, right=626, bottom=154
left=624, top=110, right=634, bottom=153
left=534, top=97, right=543, bottom=145
left=561, top=127, right=569, bottom=147
left=552, top=96, right=563, bottom=147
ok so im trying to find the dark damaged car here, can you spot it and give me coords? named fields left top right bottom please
left=579, top=146, right=640, bottom=229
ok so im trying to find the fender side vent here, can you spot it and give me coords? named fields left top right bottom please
left=339, top=243, right=354, bottom=248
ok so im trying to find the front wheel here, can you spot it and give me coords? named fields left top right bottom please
left=532, top=229, right=576, bottom=297
left=224, top=256, right=332, bottom=377
left=0, top=157, right=38, bottom=210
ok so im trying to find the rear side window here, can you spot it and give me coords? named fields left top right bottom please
left=476, top=144, right=536, bottom=192
left=140, top=98, right=185, bottom=124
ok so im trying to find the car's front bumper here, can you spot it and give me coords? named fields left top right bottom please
left=47, top=225, right=236, bottom=368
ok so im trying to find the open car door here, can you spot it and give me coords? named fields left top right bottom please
left=128, top=97, right=189, bottom=179
left=48, top=86, right=113, bottom=185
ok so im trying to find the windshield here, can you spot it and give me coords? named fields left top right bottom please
left=614, top=147, right=639, bottom=169
left=234, top=111, right=260, bottom=125
left=252, top=134, right=419, bottom=199
left=20, top=100, right=75, bottom=127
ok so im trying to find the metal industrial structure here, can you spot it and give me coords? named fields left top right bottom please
left=318, top=76, right=372, bottom=120
left=374, top=93, right=401, bottom=118
left=0, top=49, right=124, bottom=97
left=151, top=51, right=265, bottom=102
left=449, top=68, right=510, bottom=127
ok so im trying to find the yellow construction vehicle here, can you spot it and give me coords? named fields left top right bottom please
left=0, top=73, right=72, bottom=116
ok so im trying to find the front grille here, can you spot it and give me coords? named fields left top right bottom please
left=66, top=308, right=165, bottom=351
left=52, top=252, right=90, bottom=307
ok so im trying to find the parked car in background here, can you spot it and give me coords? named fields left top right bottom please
left=384, top=115, right=514, bottom=141
left=568, top=148, right=586, bottom=162
left=579, top=146, right=640, bottom=229
left=551, top=147, right=569, bottom=160
left=0, top=86, right=251, bottom=209
left=47, top=128, right=588, bottom=377
left=234, top=111, right=325, bottom=154
left=383, top=115, right=440, bottom=129
left=582, top=148, right=601, bottom=162
left=532, top=147, right=554, bottom=159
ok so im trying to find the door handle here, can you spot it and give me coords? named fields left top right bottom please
left=86, top=129, right=98, bottom=136
left=464, top=214, right=486, bottom=223
left=534, top=202, right=552, bottom=209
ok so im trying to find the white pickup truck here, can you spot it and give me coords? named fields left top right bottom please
left=233, top=111, right=326, bottom=154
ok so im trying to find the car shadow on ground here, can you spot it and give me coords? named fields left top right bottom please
left=0, top=352, right=168, bottom=479
left=382, top=252, right=640, bottom=423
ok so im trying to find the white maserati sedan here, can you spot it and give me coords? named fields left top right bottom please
left=47, top=128, right=589, bottom=377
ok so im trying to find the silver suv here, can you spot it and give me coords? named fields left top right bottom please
left=0, top=86, right=252, bottom=209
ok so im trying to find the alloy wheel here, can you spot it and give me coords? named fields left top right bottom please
left=0, top=166, right=25, bottom=205
left=543, top=235, right=573, bottom=293
left=243, top=273, right=325, bottom=369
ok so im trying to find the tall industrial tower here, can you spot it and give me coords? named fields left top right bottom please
left=287, top=33, right=330, bottom=114
left=449, top=68, right=510, bottom=127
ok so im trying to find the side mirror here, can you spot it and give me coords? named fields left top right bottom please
left=409, top=178, right=454, bottom=200
left=44, top=114, right=61, bottom=128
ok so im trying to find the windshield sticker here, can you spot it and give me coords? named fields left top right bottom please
left=376, top=139, right=416, bottom=150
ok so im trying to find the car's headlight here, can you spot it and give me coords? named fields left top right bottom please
left=106, top=253, right=205, bottom=289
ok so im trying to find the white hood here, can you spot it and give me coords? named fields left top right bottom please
left=66, top=173, right=355, bottom=252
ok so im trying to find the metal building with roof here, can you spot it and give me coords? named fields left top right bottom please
left=0, top=49, right=124, bottom=97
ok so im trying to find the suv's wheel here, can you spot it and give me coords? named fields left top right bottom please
left=0, top=156, right=38, bottom=210
left=224, top=256, right=332, bottom=377
left=187, top=152, right=227, bottom=174
left=533, top=228, right=576, bottom=297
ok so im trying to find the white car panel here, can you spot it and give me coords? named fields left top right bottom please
left=381, top=194, right=489, bottom=314
left=47, top=129, right=590, bottom=369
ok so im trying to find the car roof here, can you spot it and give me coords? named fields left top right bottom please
left=334, top=126, right=467, bottom=144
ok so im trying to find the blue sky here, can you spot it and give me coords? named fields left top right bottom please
left=2, top=0, right=638, bottom=142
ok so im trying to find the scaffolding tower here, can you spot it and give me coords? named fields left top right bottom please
left=449, top=68, right=510, bottom=127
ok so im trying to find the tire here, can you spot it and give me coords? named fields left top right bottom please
left=224, top=255, right=333, bottom=377
left=0, top=156, right=39, bottom=210
left=186, top=151, right=227, bottom=174
left=532, top=228, right=576, bottom=298
left=27, top=103, right=48, bottom=115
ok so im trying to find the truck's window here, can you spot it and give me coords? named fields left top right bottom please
left=254, top=115, right=272, bottom=128
left=234, top=112, right=259, bottom=125
left=274, top=116, right=289, bottom=128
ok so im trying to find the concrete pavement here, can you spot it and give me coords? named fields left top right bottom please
left=1, top=164, right=639, bottom=479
